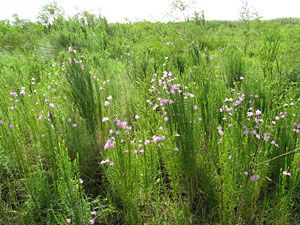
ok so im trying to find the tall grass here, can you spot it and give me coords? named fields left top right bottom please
left=0, top=13, right=299, bottom=225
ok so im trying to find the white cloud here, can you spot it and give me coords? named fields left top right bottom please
left=0, top=0, right=299, bottom=22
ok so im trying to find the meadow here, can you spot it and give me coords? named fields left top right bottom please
left=0, top=9, right=299, bottom=225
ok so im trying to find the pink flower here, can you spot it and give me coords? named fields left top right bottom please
left=263, top=133, right=270, bottom=141
left=159, top=98, right=170, bottom=106
left=251, top=130, right=257, bottom=135
left=217, top=126, right=224, bottom=136
left=250, top=175, right=260, bottom=182
left=152, top=135, right=165, bottom=144
left=20, top=88, right=25, bottom=96
left=146, top=100, right=153, bottom=106
left=218, top=130, right=224, bottom=135
left=104, top=138, right=115, bottom=150
left=10, top=91, right=18, bottom=97
left=247, top=111, right=253, bottom=117
left=233, top=94, right=245, bottom=106
left=152, top=135, right=160, bottom=143
left=144, top=140, right=151, bottom=145
left=89, top=219, right=95, bottom=224
left=91, top=211, right=97, bottom=216
left=72, top=123, right=77, bottom=128
left=170, top=84, right=181, bottom=94
left=282, top=171, right=291, bottom=176
left=271, top=140, right=279, bottom=148
left=114, top=118, right=129, bottom=130
left=255, top=110, right=262, bottom=116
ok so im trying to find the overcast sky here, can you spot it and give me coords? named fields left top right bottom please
left=0, top=0, right=299, bottom=22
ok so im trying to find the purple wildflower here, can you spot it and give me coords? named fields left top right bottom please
left=217, top=126, right=224, bottom=136
left=104, top=101, right=110, bottom=107
left=104, top=138, right=115, bottom=150
left=20, top=87, right=25, bottom=96
left=10, top=91, right=18, bottom=97
left=247, top=111, right=253, bottom=117
left=282, top=171, right=291, bottom=177
left=255, top=110, right=262, bottom=116
left=152, top=135, right=165, bottom=144
left=250, top=175, right=260, bottom=182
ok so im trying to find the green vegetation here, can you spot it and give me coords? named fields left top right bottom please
left=0, top=6, right=299, bottom=225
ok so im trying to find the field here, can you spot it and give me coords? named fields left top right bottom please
left=0, top=10, right=299, bottom=225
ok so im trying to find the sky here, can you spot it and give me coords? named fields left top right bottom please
left=0, top=0, right=299, bottom=23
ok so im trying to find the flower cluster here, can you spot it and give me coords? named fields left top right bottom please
left=219, top=93, right=284, bottom=149
left=100, top=159, right=114, bottom=166
left=147, top=71, right=196, bottom=123
left=152, top=135, right=166, bottom=144
left=114, top=117, right=131, bottom=131
left=292, top=122, right=300, bottom=133
left=104, top=137, right=116, bottom=150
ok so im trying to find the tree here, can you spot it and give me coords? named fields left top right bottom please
left=169, top=0, right=197, bottom=21
left=239, top=0, right=261, bottom=54
left=37, top=1, right=64, bottom=26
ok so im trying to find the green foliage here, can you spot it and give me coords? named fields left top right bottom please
left=0, top=10, right=299, bottom=225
